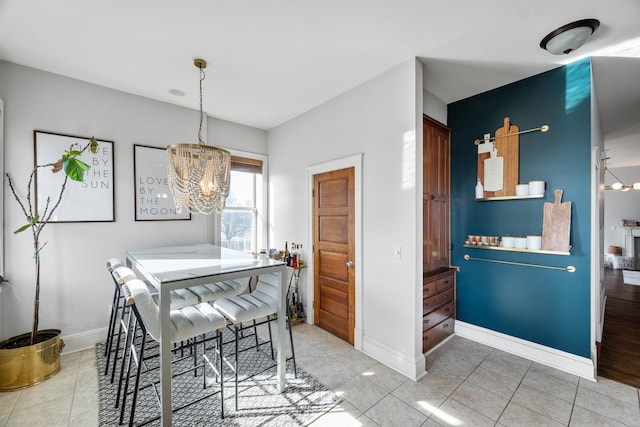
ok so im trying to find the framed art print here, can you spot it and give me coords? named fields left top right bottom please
left=133, top=144, right=190, bottom=221
left=35, top=130, right=114, bottom=222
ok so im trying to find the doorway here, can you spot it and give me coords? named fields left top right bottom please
left=307, top=154, right=362, bottom=348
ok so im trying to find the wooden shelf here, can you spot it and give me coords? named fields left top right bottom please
left=463, top=244, right=570, bottom=256
left=475, top=194, right=544, bottom=201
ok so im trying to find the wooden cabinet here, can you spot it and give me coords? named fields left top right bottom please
left=423, top=115, right=450, bottom=273
left=423, top=115, right=455, bottom=354
left=423, top=270, right=455, bottom=353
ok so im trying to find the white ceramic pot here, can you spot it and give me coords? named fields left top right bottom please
left=528, top=180, right=545, bottom=195
left=501, top=236, right=514, bottom=248
left=527, top=235, right=542, bottom=250
left=514, top=237, right=527, bottom=249
left=515, top=184, right=529, bottom=196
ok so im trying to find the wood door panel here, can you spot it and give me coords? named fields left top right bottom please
left=318, top=179, right=349, bottom=207
left=319, top=216, right=348, bottom=244
left=314, top=167, right=355, bottom=344
left=423, top=116, right=450, bottom=273
left=318, top=251, right=348, bottom=281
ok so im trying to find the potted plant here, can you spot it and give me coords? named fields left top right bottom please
left=0, top=137, right=98, bottom=391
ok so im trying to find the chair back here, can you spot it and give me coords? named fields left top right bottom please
left=123, top=279, right=161, bottom=341
left=254, top=272, right=282, bottom=305
left=112, top=266, right=137, bottom=286
left=106, top=258, right=123, bottom=272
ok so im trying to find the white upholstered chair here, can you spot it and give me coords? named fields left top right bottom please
left=119, top=278, right=228, bottom=425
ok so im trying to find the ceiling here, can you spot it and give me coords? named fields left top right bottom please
left=0, top=1, right=638, bottom=160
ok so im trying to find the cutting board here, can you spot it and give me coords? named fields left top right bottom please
left=542, top=189, right=571, bottom=252
left=494, top=117, right=519, bottom=197
left=477, top=141, right=495, bottom=198
left=483, top=149, right=504, bottom=192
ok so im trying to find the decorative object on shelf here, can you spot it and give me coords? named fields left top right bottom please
left=2, top=136, right=99, bottom=390
left=477, top=133, right=494, bottom=198
left=483, top=149, right=504, bottom=192
left=528, top=180, right=545, bottom=196
left=34, top=131, right=114, bottom=222
left=167, top=58, right=231, bottom=215
left=494, top=117, right=518, bottom=197
left=463, top=254, right=576, bottom=272
left=515, top=184, right=529, bottom=196
left=475, top=179, right=484, bottom=199
left=542, top=189, right=571, bottom=252
left=605, top=165, right=640, bottom=191
left=134, top=144, right=191, bottom=221
left=540, top=19, right=600, bottom=55
left=527, top=235, right=542, bottom=250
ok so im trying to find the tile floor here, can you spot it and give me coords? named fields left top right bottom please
left=1, top=324, right=639, bottom=426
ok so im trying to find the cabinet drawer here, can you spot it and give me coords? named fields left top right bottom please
left=423, top=301, right=454, bottom=331
left=423, top=287, right=454, bottom=314
left=423, top=279, right=437, bottom=299
left=436, top=274, right=454, bottom=292
left=423, top=317, right=454, bottom=352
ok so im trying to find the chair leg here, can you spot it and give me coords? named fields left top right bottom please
left=286, top=315, right=298, bottom=378
left=219, top=330, right=225, bottom=419
left=110, top=304, right=129, bottom=384
left=235, top=325, right=239, bottom=411
left=115, top=308, right=134, bottom=408
left=104, top=289, right=120, bottom=357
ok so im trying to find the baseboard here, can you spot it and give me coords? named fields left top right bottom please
left=61, top=327, right=106, bottom=354
left=361, top=335, right=426, bottom=381
left=455, top=320, right=596, bottom=381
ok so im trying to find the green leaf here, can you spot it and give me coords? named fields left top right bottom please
left=63, top=158, right=91, bottom=182
left=13, top=215, right=39, bottom=234
left=65, top=150, right=83, bottom=157
left=89, top=137, right=99, bottom=154
left=14, top=223, right=31, bottom=234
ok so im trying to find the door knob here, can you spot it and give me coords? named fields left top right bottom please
left=346, top=261, right=354, bottom=268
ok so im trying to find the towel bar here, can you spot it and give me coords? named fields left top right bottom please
left=464, top=254, right=575, bottom=273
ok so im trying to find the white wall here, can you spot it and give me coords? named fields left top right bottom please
left=268, top=59, right=425, bottom=378
left=423, top=89, right=447, bottom=125
left=0, top=61, right=267, bottom=350
left=604, top=165, right=640, bottom=250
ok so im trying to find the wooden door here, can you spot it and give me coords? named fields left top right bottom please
left=313, top=168, right=355, bottom=344
left=423, top=116, right=450, bottom=273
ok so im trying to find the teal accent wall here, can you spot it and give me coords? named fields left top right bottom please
left=448, top=59, right=592, bottom=357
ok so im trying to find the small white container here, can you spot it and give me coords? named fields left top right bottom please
left=514, top=237, right=527, bottom=249
left=527, top=235, right=542, bottom=250
left=515, top=184, right=529, bottom=196
left=528, top=180, right=545, bottom=195
left=501, top=236, right=514, bottom=248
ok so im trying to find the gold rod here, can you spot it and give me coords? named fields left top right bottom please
left=463, top=254, right=575, bottom=273
left=474, top=124, right=549, bottom=145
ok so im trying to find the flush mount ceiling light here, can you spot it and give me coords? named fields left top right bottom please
left=540, top=19, right=600, bottom=55
left=167, top=58, right=231, bottom=214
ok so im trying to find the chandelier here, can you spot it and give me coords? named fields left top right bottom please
left=605, top=165, right=640, bottom=191
left=167, top=58, right=231, bottom=214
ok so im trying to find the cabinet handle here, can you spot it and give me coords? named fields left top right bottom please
left=445, top=307, right=450, bottom=312
left=425, top=287, right=429, bottom=293
left=444, top=295, right=448, bottom=299
left=424, top=319, right=429, bottom=324
left=443, top=324, right=449, bottom=329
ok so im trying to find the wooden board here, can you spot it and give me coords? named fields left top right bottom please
left=477, top=142, right=494, bottom=198
left=483, top=150, right=504, bottom=191
left=542, top=189, right=571, bottom=252
left=494, top=117, right=519, bottom=197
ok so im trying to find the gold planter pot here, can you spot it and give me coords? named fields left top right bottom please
left=0, top=329, right=64, bottom=391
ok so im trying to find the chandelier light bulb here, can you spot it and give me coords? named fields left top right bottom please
left=634, top=183, right=640, bottom=190
left=611, top=182, right=623, bottom=190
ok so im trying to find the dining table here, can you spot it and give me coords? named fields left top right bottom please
left=125, top=243, right=288, bottom=426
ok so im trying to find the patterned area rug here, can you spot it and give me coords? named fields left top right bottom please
left=96, top=329, right=340, bottom=426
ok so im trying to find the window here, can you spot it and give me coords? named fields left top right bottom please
left=220, top=156, right=264, bottom=253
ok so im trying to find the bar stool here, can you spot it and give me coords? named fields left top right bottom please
left=108, top=266, right=201, bottom=384
left=213, top=272, right=297, bottom=411
left=104, top=258, right=127, bottom=375
left=119, top=278, right=227, bottom=426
